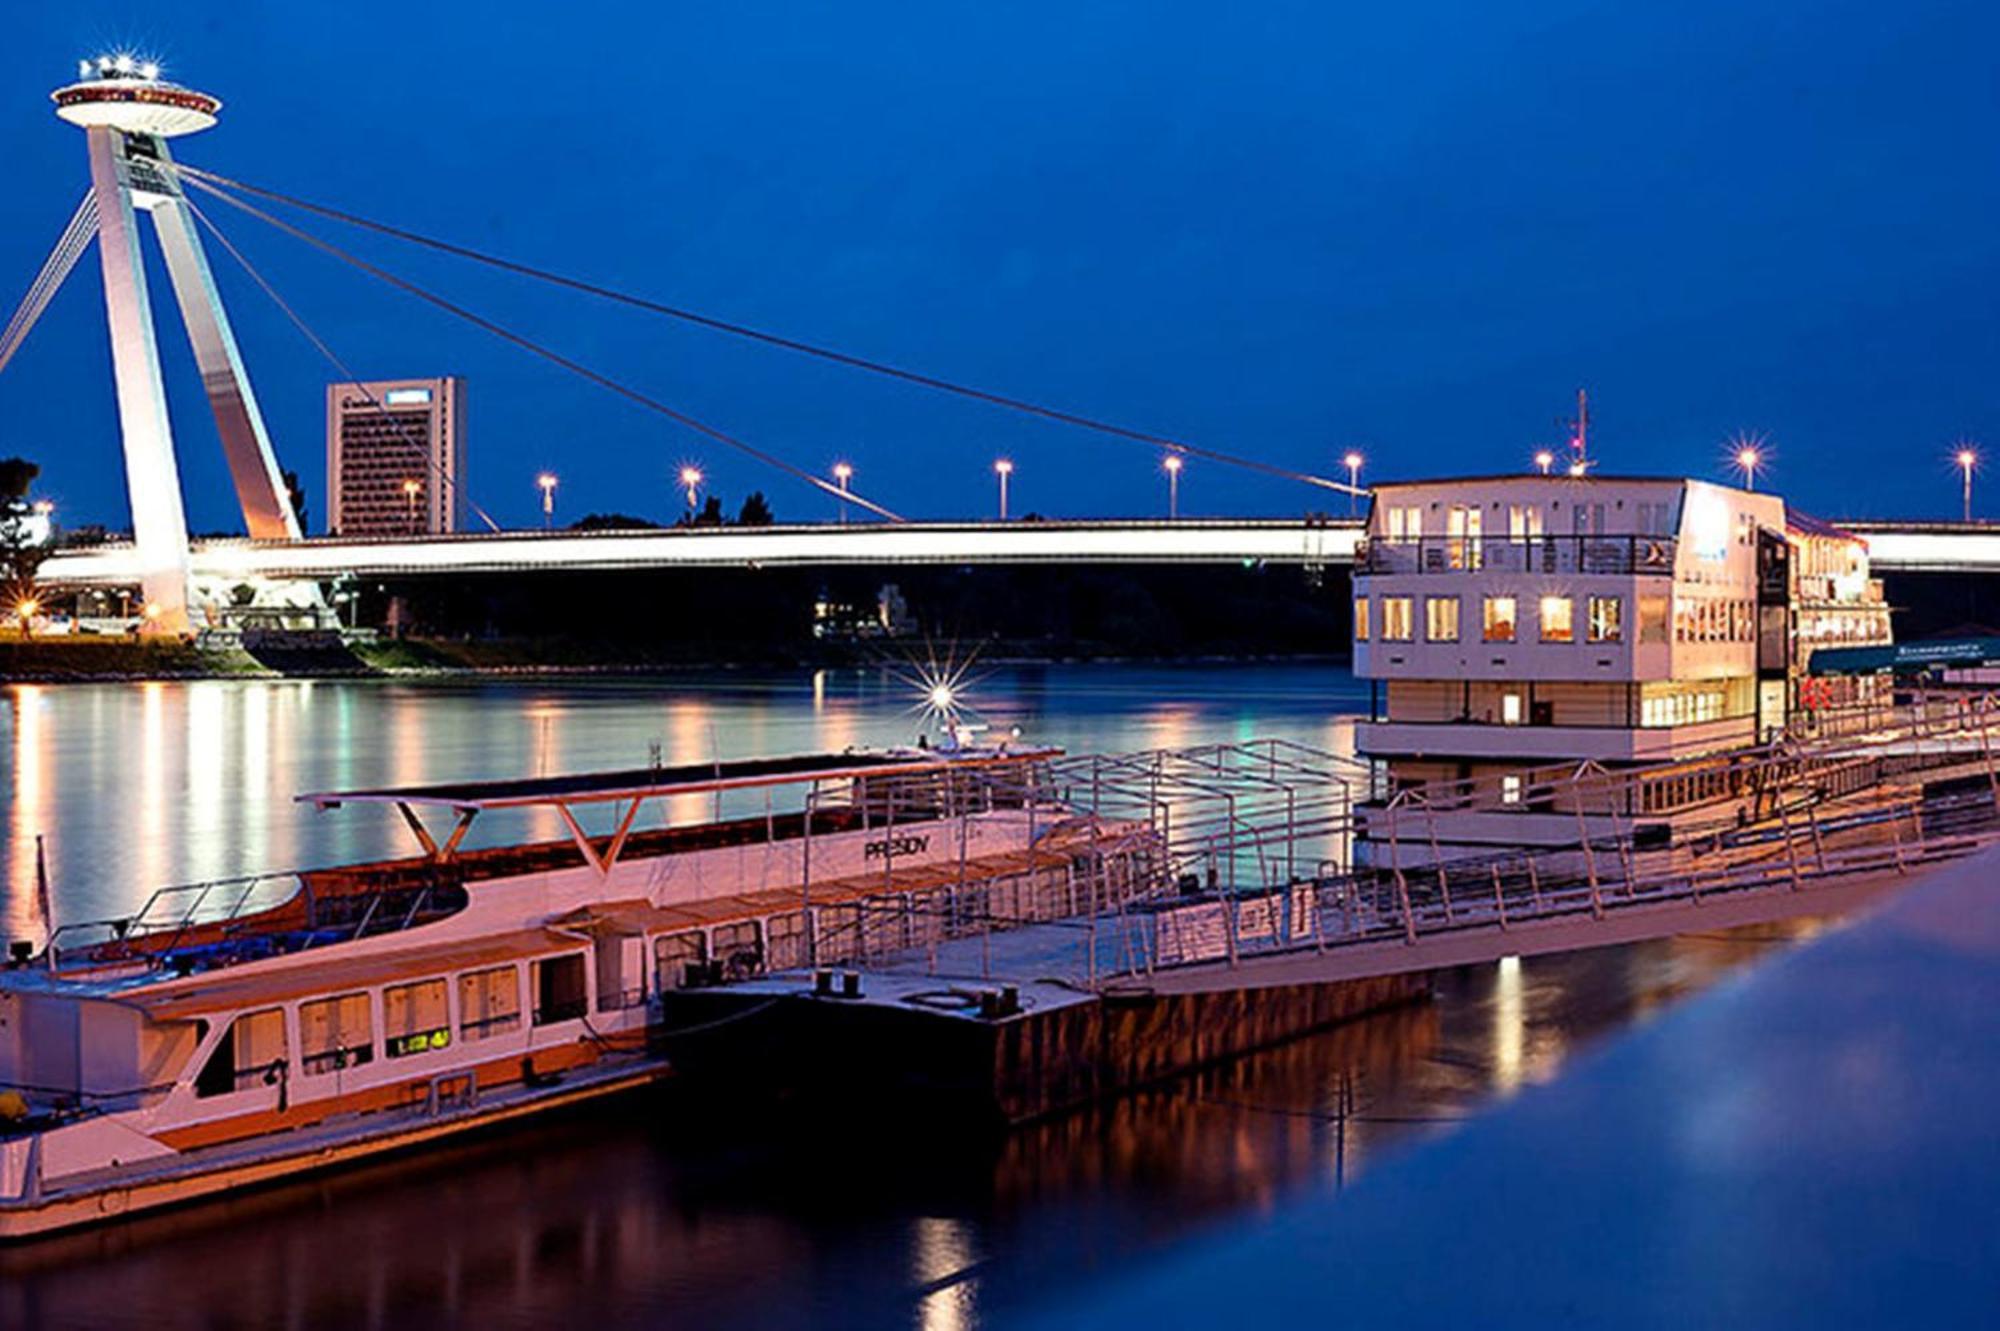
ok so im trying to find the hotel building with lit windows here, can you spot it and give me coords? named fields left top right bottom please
left=326, top=377, right=466, bottom=536
left=1349, top=475, right=1890, bottom=862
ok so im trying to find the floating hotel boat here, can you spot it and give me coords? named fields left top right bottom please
left=0, top=744, right=1156, bottom=1239
left=1350, top=474, right=1895, bottom=864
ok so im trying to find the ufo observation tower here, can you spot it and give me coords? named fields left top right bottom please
left=19, top=57, right=303, bottom=630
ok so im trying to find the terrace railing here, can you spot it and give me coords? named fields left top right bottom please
left=1356, top=534, right=1678, bottom=577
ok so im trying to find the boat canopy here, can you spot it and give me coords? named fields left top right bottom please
left=294, top=746, right=1060, bottom=874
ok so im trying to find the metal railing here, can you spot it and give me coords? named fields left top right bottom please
left=1357, top=534, right=1678, bottom=576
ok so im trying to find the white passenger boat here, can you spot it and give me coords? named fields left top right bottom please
left=0, top=744, right=1150, bottom=1239
left=1350, top=474, right=1895, bottom=864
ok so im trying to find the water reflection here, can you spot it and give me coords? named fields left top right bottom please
left=0, top=665, right=1366, bottom=927
left=0, top=919, right=1823, bottom=1329
left=0, top=665, right=1838, bottom=1328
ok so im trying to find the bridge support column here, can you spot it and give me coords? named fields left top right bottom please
left=87, top=127, right=190, bottom=632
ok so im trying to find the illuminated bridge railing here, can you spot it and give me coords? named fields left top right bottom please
left=1356, top=534, right=1679, bottom=577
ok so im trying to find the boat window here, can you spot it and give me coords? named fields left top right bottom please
left=194, top=1007, right=287, bottom=1098
left=1587, top=596, right=1623, bottom=643
left=765, top=911, right=809, bottom=971
left=384, top=978, right=451, bottom=1058
left=1501, top=774, right=1523, bottom=806
left=712, top=921, right=764, bottom=979
left=653, top=931, right=708, bottom=992
left=531, top=954, right=589, bottom=1025
left=1539, top=596, right=1574, bottom=643
left=1380, top=596, right=1413, bottom=642
left=459, top=965, right=521, bottom=1041
left=1483, top=596, right=1517, bottom=643
left=1353, top=597, right=1369, bottom=642
left=1638, top=596, right=1669, bottom=645
left=299, top=992, right=375, bottom=1074
left=1425, top=596, right=1460, bottom=643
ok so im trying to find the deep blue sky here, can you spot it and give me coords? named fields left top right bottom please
left=2, top=2, right=1996, bottom=531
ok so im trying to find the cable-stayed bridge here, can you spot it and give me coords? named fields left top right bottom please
left=32, top=517, right=1999, bottom=590
left=8, top=59, right=1998, bottom=624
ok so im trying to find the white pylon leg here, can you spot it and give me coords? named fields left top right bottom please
left=150, top=161, right=301, bottom=540
left=86, top=126, right=191, bottom=632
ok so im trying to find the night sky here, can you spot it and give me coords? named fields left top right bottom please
left=2, top=2, right=1995, bottom=532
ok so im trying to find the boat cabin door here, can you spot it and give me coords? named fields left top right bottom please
left=594, top=932, right=647, bottom=1011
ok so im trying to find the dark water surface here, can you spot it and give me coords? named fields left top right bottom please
left=0, top=666, right=1825, bottom=1328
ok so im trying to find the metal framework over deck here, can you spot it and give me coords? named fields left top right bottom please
left=296, top=746, right=1062, bottom=878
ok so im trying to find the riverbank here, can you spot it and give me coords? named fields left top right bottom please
left=0, top=635, right=1350, bottom=683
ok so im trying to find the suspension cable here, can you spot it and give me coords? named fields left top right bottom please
left=174, top=162, right=1362, bottom=499
left=181, top=193, right=503, bottom=534
left=184, top=175, right=905, bottom=523
left=0, top=192, right=99, bottom=377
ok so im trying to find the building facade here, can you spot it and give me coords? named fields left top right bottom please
left=325, top=377, right=465, bottom=537
left=1350, top=474, right=1890, bottom=861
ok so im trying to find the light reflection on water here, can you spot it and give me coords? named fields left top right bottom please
left=0, top=665, right=1366, bottom=931
left=0, top=665, right=1832, bottom=1327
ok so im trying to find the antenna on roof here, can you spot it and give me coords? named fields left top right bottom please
left=1566, top=389, right=1593, bottom=476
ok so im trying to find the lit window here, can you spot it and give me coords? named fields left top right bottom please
left=384, top=978, right=450, bottom=1058
left=1425, top=596, right=1460, bottom=642
left=1483, top=596, right=1517, bottom=642
left=299, top=992, right=374, bottom=1074
left=194, top=1007, right=286, bottom=1099
left=1587, top=595, right=1623, bottom=643
left=1381, top=596, right=1414, bottom=641
left=1354, top=597, right=1369, bottom=642
left=459, top=966, right=522, bottom=1041
left=1501, top=693, right=1523, bottom=725
left=1540, top=596, right=1574, bottom=643
left=1501, top=774, right=1523, bottom=805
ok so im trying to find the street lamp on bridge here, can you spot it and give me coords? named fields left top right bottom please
left=994, top=458, right=1013, bottom=521
left=1342, top=451, right=1363, bottom=516
left=832, top=461, right=853, bottom=525
left=536, top=472, right=557, bottom=529
left=1956, top=446, right=1979, bottom=522
left=679, top=465, right=704, bottom=514
left=401, top=478, right=421, bottom=530
left=1534, top=449, right=1555, bottom=475
left=1163, top=453, right=1183, bottom=519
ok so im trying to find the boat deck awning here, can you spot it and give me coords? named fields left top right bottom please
left=296, top=751, right=949, bottom=813
left=294, top=746, right=1062, bottom=875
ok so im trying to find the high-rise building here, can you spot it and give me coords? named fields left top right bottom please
left=325, top=377, right=465, bottom=536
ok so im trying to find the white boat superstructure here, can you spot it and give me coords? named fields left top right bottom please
left=1350, top=474, right=1893, bottom=862
left=0, top=744, right=1158, bottom=1238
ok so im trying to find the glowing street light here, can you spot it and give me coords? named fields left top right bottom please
left=31, top=500, right=53, bottom=517
left=1734, top=445, right=1762, bottom=491
left=1163, top=453, right=1184, bottom=520
left=832, top=461, right=854, bottom=525
left=1342, top=451, right=1363, bottom=516
left=13, top=596, right=39, bottom=635
left=679, top=465, right=704, bottom=512
left=994, top=458, right=1014, bottom=521
left=1534, top=450, right=1555, bottom=475
left=536, top=472, right=557, bottom=529
left=1957, top=446, right=1979, bottom=522
left=401, top=477, right=421, bottom=528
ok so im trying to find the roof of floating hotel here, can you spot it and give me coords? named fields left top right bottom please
left=297, top=747, right=1058, bottom=811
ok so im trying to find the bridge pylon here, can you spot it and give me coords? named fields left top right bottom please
left=41, top=57, right=302, bottom=631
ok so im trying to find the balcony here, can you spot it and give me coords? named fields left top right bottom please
left=1357, top=714, right=1757, bottom=763
left=1357, top=534, right=1678, bottom=577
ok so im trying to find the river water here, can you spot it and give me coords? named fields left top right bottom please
left=0, top=665, right=1820, bottom=1328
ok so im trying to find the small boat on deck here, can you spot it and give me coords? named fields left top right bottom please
left=0, top=743, right=1156, bottom=1239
